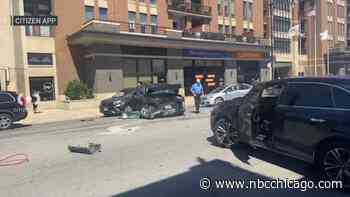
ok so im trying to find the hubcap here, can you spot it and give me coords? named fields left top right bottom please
left=215, top=119, right=237, bottom=146
left=0, top=115, right=11, bottom=129
left=215, top=98, right=223, bottom=104
left=324, top=148, right=350, bottom=183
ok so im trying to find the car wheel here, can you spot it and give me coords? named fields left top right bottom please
left=140, top=105, right=156, bottom=119
left=123, top=105, right=133, bottom=113
left=0, top=113, right=13, bottom=130
left=214, top=97, right=224, bottom=105
left=213, top=118, right=238, bottom=148
left=319, top=141, right=350, bottom=185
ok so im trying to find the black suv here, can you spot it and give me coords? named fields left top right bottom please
left=0, top=91, right=28, bottom=129
left=100, top=84, right=185, bottom=119
left=211, top=77, right=350, bottom=184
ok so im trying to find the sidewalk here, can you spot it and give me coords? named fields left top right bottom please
left=21, top=108, right=102, bottom=125
left=19, top=97, right=197, bottom=125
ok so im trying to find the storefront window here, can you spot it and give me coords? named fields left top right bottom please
left=123, top=58, right=167, bottom=86
left=123, top=59, right=137, bottom=88
left=138, top=59, right=152, bottom=83
left=29, top=77, right=55, bottom=101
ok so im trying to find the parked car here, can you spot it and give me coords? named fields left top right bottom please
left=0, top=91, right=28, bottom=130
left=210, top=77, right=350, bottom=184
left=201, top=83, right=252, bottom=106
left=100, top=84, right=185, bottom=119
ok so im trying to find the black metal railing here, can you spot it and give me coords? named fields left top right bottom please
left=182, top=30, right=270, bottom=46
left=168, top=0, right=212, bottom=16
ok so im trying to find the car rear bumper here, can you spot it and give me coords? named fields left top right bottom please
left=14, top=109, right=28, bottom=122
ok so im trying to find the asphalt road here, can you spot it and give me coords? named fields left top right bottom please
left=0, top=108, right=348, bottom=197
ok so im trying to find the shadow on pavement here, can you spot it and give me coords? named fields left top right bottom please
left=11, top=123, right=32, bottom=129
left=111, top=158, right=347, bottom=197
left=207, top=136, right=317, bottom=179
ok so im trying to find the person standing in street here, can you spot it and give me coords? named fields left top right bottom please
left=31, top=90, right=41, bottom=113
left=191, top=78, right=204, bottom=113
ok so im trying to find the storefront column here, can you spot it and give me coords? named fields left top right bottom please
left=259, top=61, right=271, bottom=82
left=224, top=60, right=237, bottom=85
left=167, top=49, right=189, bottom=96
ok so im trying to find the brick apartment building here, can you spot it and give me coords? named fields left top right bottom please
left=1, top=0, right=280, bottom=101
left=0, top=0, right=58, bottom=102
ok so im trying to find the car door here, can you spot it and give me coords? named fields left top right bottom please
left=0, top=93, right=16, bottom=115
left=237, top=84, right=264, bottom=143
left=330, top=87, right=350, bottom=137
left=273, top=82, right=339, bottom=158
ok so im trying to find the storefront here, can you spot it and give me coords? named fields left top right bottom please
left=67, top=21, right=271, bottom=98
left=29, top=77, right=56, bottom=101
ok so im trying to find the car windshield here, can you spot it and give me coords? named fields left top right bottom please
left=209, top=86, right=227, bottom=94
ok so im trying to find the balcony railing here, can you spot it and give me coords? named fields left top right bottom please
left=80, top=20, right=270, bottom=47
left=168, top=0, right=212, bottom=16
left=25, top=26, right=54, bottom=37
left=182, top=30, right=270, bottom=46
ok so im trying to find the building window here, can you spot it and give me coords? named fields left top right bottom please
left=231, top=26, right=236, bottom=35
left=218, top=24, right=224, bottom=33
left=140, top=13, right=147, bottom=33
left=337, top=5, right=345, bottom=18
left=224, top=0, right=229, bottom=17
left=27, top=53, right=53, bottom=66
left=225, top=25, right=230, bottom=35
left=243, top=1, right=253, bottom=21
left=99, top=8, right=108, bottom=21
left=151, top=15, right=158, bottom=34
left=230, top=0, right=235, bottom=17
left=327, top=2, right=332, bottom=17
left=29, top=77, right=56, bottom=101
left=24, top=0, right=53, bottom=37
left=128, top=11, right=136, bottom=32
left=217, top=3, right=222, bottom=16
left=85, top=6, right=94, bottom=22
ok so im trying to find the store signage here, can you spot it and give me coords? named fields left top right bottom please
left=183, top=49, right=231, bottom=58
left=235, top=52, right=265, bottom=59
left=13, top=16, right=58, bottom=26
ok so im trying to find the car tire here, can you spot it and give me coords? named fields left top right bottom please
left=213, top=118, right=238, bottom=148
left=214, top=97, right=224, bottom=105
left=0, top=113, right=13, bottom=130
left=319, top=141, right=350, bottom=185
left=140, top=105, right=156, bottom=119
left=123, top=105, right=133, bottom=113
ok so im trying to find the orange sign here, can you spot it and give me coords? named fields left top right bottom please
left=235, top=52, right=265, bottom=59
left=195, top=75, right=204, bottom=79
left=208, top=82, right=216, bottom=86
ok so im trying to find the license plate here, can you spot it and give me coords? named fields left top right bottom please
left=103, top=107, right=108, bottom=111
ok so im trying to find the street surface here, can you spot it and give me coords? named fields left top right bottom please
left=0, top=107, right=348, bottom=197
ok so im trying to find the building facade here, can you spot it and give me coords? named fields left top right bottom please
left=2, top=0, right=273, bottom=100
left=0, top=0, right=58, bottom=102
left=301, top=0, right=346, bottom=76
